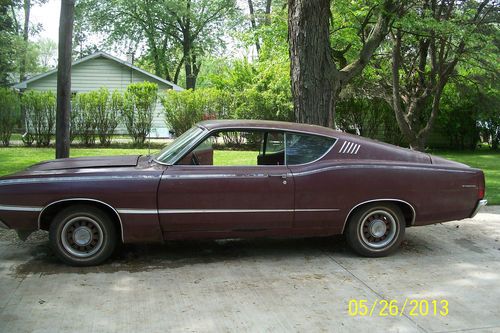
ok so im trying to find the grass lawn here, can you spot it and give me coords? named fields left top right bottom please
left=0, top=147, right=498, bottom=205
left=431, top=149, right=500, bottom=205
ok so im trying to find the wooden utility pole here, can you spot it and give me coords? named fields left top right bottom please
left=55, top=0, right=75, bottom=159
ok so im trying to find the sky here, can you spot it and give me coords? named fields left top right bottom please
left=31, top=0, right=60, bottom=43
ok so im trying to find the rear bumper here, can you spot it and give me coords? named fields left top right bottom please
left=0, top=220, right=9, bottom=229
left=470, top=199, right=488, bottom=218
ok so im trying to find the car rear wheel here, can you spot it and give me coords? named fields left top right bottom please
left=49, top=205, right=117, bottom=266
left=345, top=203, right=405, bottom=257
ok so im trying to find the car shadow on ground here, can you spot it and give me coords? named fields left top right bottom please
left=11, top=235, right=350, bottom=277
left=8, top=228, right=444, bottom=277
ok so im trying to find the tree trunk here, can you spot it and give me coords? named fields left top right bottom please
left=19, top=0, right=30, bottom=82
left=184, top=42, right=195, bottom=89
left=288, top=0, right=395, bottom=128
left=55, top=0, right=75, bottom=159
left=288, top=0, right=337, bottom=127
left=264, top=0, right=272, bottom=25
left=247, top=0, right=261, bottom=54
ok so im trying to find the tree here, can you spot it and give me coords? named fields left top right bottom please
left=76, top=0, right=237, bottom=89
left=287, top=0, right=397, bottom=127
left=55, top=0, right=75, bottom=159
left=0, top=0, right=16, bottom=85
left=19, top=0, right=30, bottom=82
left=387, top=0, right=497, bottom=151
left=246, top=0, right=273, bottom=55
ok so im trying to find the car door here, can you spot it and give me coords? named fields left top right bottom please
left=285, top=132, right=340, bottom=230
left=157, top=130, right=294, bottom=234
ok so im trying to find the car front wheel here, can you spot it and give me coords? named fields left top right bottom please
left=345, top=203, right=405, bottom=257
left=49, top=205, right=117, bottom=266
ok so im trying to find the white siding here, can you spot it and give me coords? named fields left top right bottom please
left=26, top=57, right=172, bottom=137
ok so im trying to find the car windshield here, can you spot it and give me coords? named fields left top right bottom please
left=155, top=126, right=206, bottom=164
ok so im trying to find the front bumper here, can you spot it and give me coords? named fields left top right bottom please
left=470, top=199, right=487, bottom=218
left=0, top=220, right=9, bottom=229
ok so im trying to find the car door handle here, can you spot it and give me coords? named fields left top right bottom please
left=268, top=174, right=287, bottom=179
left=268, top=174, right=288, bottom=184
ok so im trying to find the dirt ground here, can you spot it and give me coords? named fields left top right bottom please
left=1, top=207, right=499, bottom=333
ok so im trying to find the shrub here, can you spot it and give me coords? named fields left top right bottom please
left=73, top=92, right=98, bottom=146
left=71, top=88, right=122, bottom=146
left=21, top=90, right=56, bottom=147
left=161, top=88, right=232, bottom=137
left=105, top=89, right=123, bottom=144
left=94, top=88, right=119, bottom=146
left=122, top=82, right=158, bottom=145
left=0, top=88, right=20, bottom=146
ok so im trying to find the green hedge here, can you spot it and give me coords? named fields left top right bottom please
left=0, top=88, right=20, bottom=146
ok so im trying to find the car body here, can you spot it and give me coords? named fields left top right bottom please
left=0, top=120, right=487, bottom=265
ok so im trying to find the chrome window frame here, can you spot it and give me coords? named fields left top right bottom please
left=153, top=125, right=338, bottom=167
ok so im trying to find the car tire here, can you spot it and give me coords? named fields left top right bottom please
left=49, top=205, right=117, bottom=266
left=345, top=203, right=405, bottom=257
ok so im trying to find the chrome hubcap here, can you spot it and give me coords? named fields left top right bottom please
left=360, top=210, right=398, bottom=249
left=61, top=216, right=104, bottom=258
left=73, top=227, right=92, bottom=246
left=369, top=219, right=387, bottom=238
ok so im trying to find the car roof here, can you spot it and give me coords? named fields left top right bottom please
left=197, top=119, right=339, bottom=138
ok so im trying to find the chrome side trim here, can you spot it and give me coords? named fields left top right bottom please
left=341, top=198, right=417, bottom=233
left=158, top=209, right=293, bottom=214
left=470, top=199, right=487, bottom=218
left=0, top=220, right=9, bottom=229
left=116, top=208, right=340, bottom=215
left=0, top=175, right=159, bottom=187
left=291, top=164, right=477, bottom=178
left=161, top=173, right=272, bottom=180
left=295, top=208, right=340, bottom=212
left=0, top=204, right=42, bottom=212
left=117, top=209, right=157, bottom=214
left=38, top=198, right=125, bottom=242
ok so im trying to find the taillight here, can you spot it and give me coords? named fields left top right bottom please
left=478, top=172, right=485, bottom=199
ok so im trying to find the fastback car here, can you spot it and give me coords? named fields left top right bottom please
left=0, top=120, right=487, bottom=266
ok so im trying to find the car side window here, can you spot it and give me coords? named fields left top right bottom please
left=177, top=130, right=286, bottom=166
left=285, top=133, right=336, bottom=165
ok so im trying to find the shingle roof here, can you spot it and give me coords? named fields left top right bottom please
left=14, top=51, right=184, bottom=91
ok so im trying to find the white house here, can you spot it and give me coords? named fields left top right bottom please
left=14, top=51, right=183, bottom=138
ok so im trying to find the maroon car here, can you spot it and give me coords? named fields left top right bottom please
left=0, top=120, right=487, bottom=266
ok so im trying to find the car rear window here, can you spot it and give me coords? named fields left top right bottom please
left=286, top=133, right=336, bottom=165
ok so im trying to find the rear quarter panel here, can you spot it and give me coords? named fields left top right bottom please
left=289, top=159, right=480, bottom=231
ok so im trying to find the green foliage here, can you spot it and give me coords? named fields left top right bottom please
left=161, top=88, right=232, bottom=136
left=21, top=90, right=56, bottom=147
left=162, top=80, right=293, bottom=137
left=72, top=88, right=123, bottom=146
left=478, top=90, right=500, bottom=151
left=336, top=97, right=406, bottom=146
left=0, top=88, right=20, bottom=146
left=122, top=82, right=158, bottom=145
left=435, top=83, right=481, bottom=150
left=208, top=57, right=293, bottom=121
left=0, top=2, right=16, bottom=86
left=76, top=0, right=238, bottom=88
left=72, top=92, right=98, bottom=146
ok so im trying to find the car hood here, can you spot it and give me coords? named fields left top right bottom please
left=25, top=155, right=141, bottom=172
